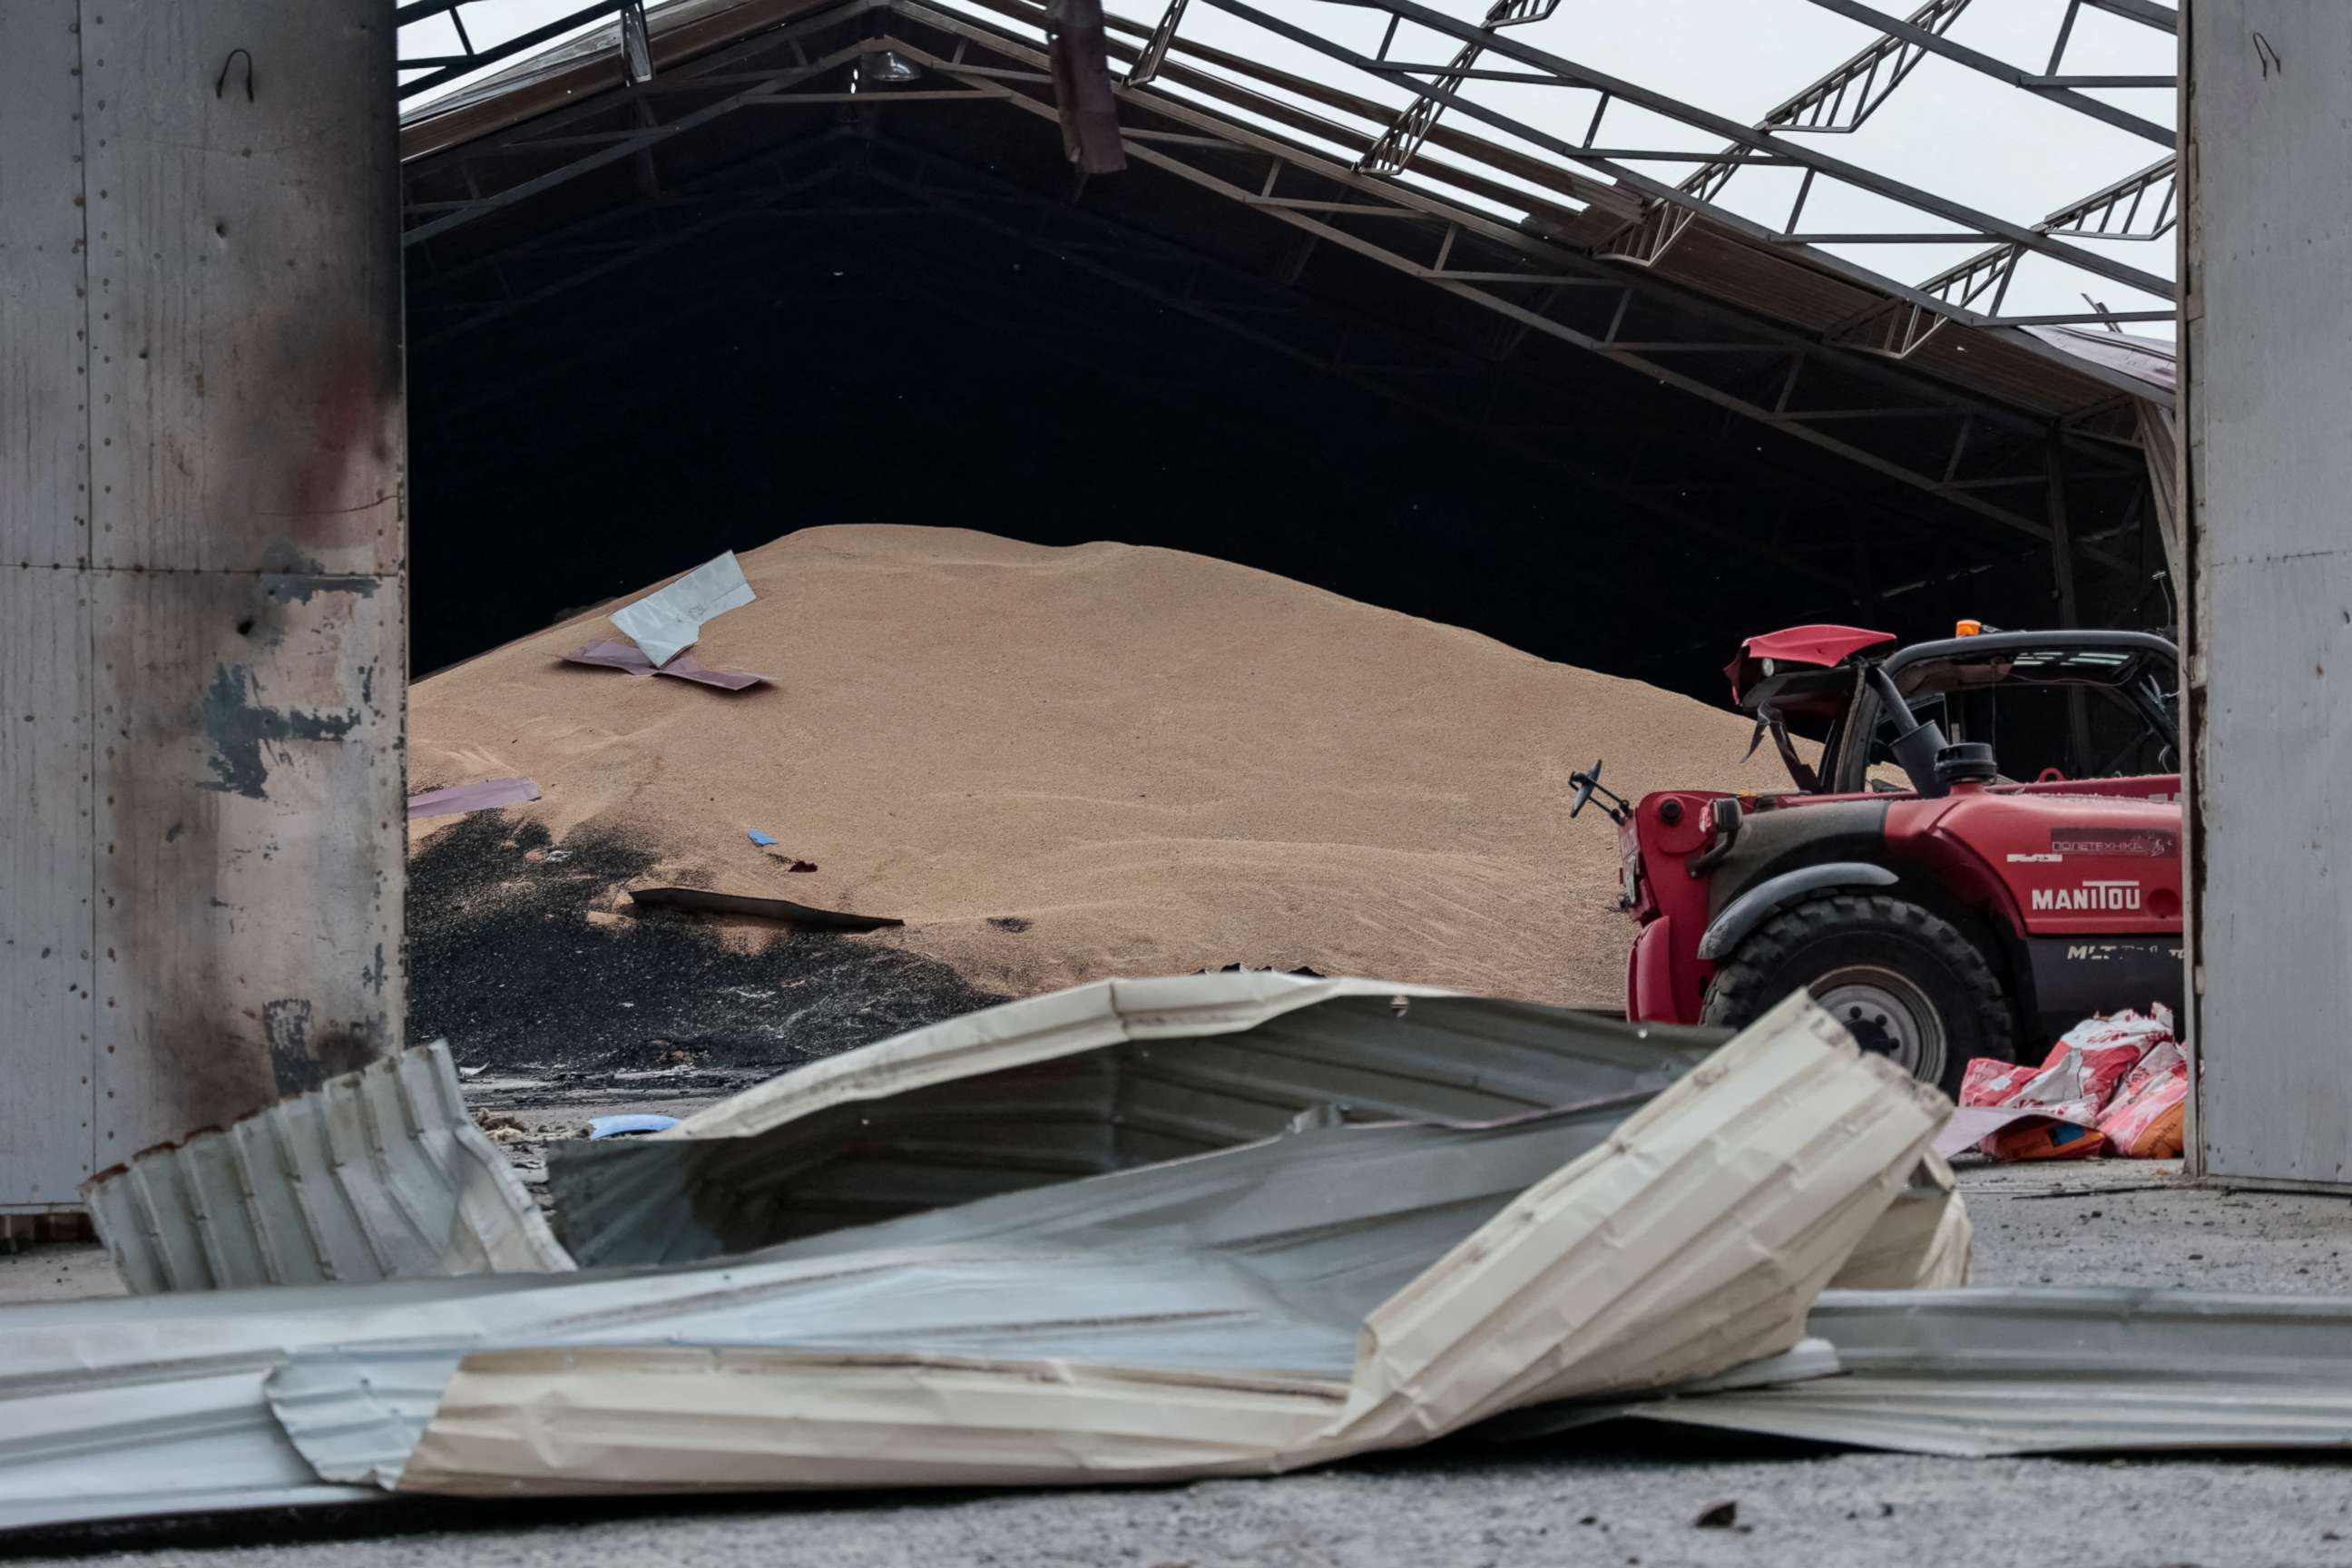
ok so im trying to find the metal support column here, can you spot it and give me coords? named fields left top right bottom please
left=2045, top=435, right=2094, bottom=769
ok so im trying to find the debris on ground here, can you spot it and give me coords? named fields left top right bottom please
left=407, top=815, right=996, bottom=1072
left=610, top=549, right=755, bottom=666
left=559, top=638, right=769, bottom=690
left=82, top=1043, right=567, bottom=1294
left=544, top=972, right=1730, bottom=1268
left=16, top=980, right=1951, bottom=1527
left=1528, top=1285, right=2352, bottom=1456
left=407, top=776, right=541, bottom=819
left=587, top=1113, right=682, bottom=1140
left=1948, top=1007, right=2185, bottom=1161
left=626, top=886, right=903, bottom=932
left=36, top=971, right=2352, bottom=1536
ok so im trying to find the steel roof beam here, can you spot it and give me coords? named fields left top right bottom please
left=1354, top=0, right=1563, bottom=179
left=904, top=9, right=2079, bottom=430
left=1795, top=0, right=2171, bottom=144
left=845, top=147, right=1915, bottom=612
left=900, top=2, right=2147, bottom=478
left=1662, top=0, right=1973, bottom=250
left=1749, top=0, right=1975, bottom=142
left=897, top=34, right=2115, bottom=558
left=404, top=36, right=887, bottom=246
left=399, top=0, right=638, bottom=100
left=400, top=0, right=2151, bottom=573
left=1838, top=154, right=2179, bottom=358
left=2081, top=0, right=2176, bottom=31
left=1202, top=0, right=2173, bottom=303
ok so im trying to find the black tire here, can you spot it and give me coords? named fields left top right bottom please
left=1700, top=892, right=2014, bottom=1098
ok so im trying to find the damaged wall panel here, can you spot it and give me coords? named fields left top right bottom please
left=3, top=0, right=407, bottom=1207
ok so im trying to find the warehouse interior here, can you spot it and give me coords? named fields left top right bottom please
left=398, top=0, right=2174, bottom=698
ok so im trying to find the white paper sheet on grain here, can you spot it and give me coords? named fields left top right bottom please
left=611, top=551, right=756, bottom=666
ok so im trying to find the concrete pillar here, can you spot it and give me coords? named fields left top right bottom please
left=2183, top=2, right=2352, bottom=1188
left=1, top=2, right=405, bottom=1210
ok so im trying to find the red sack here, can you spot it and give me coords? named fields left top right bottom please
left=1980, top=1118, right=2107, bottom=1161
left=2095, top=1039, right=2189, bottom=1158
left=1957, top=1007, right=2177, bottom=1161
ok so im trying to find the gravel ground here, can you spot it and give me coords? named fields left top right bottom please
left=10, top=1158, right=2352, bottom=1566
left=14, top=1434, right=2352, bottom=1568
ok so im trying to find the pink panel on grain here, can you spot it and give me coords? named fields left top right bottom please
left=562, top=640, right=768, bottom=691
left=407, top=776, right=542, bottom=819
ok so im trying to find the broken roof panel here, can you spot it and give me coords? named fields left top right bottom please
left=381, top=991, right=1948, bottom=1496
left=82, top=1041, right=573, bottom=1295
left=1531, top=1286, right=2352, bottom=1456
left=544, top=972, right=1727, bottom=1266
left=0, top=987, right=1941, bottom=1526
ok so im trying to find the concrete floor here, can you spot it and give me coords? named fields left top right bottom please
left=10, top=1158, right=2352, bottom=1566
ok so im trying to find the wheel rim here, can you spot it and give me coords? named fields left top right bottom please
left=1809, top=965, right=1946, bottom=1084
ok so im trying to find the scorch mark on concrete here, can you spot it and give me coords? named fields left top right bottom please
left=200, top=663, right=362, bottom=799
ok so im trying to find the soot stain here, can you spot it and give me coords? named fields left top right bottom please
left=407, top=813, right=1003, bottom=1072
left=199, top=663, right=361, bottom=799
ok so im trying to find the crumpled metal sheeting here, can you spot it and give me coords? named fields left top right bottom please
left=0, top=1271, right=555, bottom=1531
left=376, top=993, right=1944, bottom=1497
left=0, top=1359, right=383, bottom=1532
left=1578, top=1288, right=2352, bottom=1456
left=548, top=974, right=1724, bottom=1268
left=1318, top=999, right=1945, bottom=1448
left=1478, top=1338, right=1849, bottom=1439
left=273, top=1263, right=1367, bottom=1495
left=268, top=1103, right=1648, bottom=1491
left=739, top=1095, right=1648, bottom=1286
left=1828, top=1152, right=1973, bottom=1290
left=400, top=1349, right=1349, bottom=1495
left=2, top=985, right=1942, bottom=1519
left=3, top=1103, right=1622, bottom=1527
left=83, top=1041, right=573, bottom=1294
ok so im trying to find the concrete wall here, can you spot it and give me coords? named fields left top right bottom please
left=0, top=3, right=406, bottom=1209
left=2185, top=2, right=2352, bottom=1187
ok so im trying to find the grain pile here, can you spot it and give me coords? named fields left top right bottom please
left=411, top=524, right=1788, bottom=1011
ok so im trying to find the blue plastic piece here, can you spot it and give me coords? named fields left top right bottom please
left=747, top=830, right=777, bottom=847
left=588, top=1113, right=682, bottom=1140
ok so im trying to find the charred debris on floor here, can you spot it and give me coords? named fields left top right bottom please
left=407, top=813, right=1000, bottom=1074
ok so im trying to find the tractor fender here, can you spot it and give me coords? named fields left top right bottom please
left=1694, top=862, right=1900, bottom=961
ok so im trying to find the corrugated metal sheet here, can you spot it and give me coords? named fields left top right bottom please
left=547, top=973, right=1727, bottom=1267
left=0, top=988, right=1940, bottom=1522
left=270, top=1104, right=1643, bottom=1488
left=0, top=1271, right=553, bottom=1530
left=1575, top=1288, right=2352, bottom=1455
left=1827, top=1152, right=1972, bottom=1290
left=83, top=1042, right=572, bottom=1293
left=2012, top=324, right=2176, bottom=396
left=392, top=992, right=1942, bottom=1495
left=1481, top=1337, right=1847, bottom=1438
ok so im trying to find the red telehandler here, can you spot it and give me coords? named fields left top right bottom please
left=1573, top=622, right=2182, bottom=1095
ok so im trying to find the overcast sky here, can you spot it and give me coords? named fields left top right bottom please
left=401, top=0, right=2177, bottom=331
